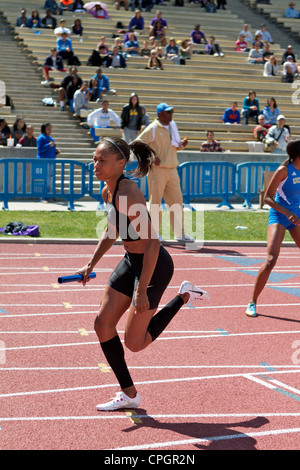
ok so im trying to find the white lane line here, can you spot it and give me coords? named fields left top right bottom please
left=1, top=369, right=300, bottom=398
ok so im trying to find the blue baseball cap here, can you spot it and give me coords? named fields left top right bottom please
left=156, top=102, right=174, bottom=114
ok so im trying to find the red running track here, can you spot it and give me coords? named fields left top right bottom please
left=0, top=242, right=300, bottom=451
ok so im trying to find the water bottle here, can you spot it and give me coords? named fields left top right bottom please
left=235, top=226, right=248, bottom=230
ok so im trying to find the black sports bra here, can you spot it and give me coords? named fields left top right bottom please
left=105, top=174, right=141, bottom=242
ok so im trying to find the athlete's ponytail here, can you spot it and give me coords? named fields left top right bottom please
left=129, top=140, right=156, bottom=177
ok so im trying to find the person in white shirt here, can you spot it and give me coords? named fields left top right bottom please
left=73, top=81, right=89, bottom=116
left=54, top=19, right=71, bottom=37
left=264, top=115, right=290, bottom=154
left=87, top=100, right=120, bottom=142
left=239, top=24, right=253, bottom=44
left=263, top=55, right=279, bottom=76
left=255, top=24, right=272, bottom=43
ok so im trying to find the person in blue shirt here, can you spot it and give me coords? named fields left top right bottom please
left=16, top=9, right=30, bottom=27
left=222, top=102, right=241, bottom=124
left=245, top=138, right=300, bottom=317
left=285, top=2, right=298, bottom=18
left=44, top=0, right=59, bottom=14
left=91, top=67, right=110, bottom=93
left=242, top=90, right=260, bottom=125
left=37, top=123, right=60, bottom=202
left=57, top=32, right=74, bottom=65
left=262, top=97, right=281, bottom=125
left=28, top=9, right=42, bottom=28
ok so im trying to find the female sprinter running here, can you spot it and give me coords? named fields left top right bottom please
left=77, top=136, right=210, bottom=411
left=246, top=139, right=300, bottom=317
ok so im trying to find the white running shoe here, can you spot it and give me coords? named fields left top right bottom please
left=179, top=280, right=210, bottom=305
left=176, top=234, right=195, bottom=243
left=96, top=391, right=141, bottom=411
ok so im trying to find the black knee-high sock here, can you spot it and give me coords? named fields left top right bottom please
left=147, top=295, right=184, bottom=341
left=100, top=335, right=134, bottom=390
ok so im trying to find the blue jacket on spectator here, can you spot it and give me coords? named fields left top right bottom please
left=37, top=134, right=57, bottom=159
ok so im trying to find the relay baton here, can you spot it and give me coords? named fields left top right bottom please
left=57, top=272, right=96, bottom=284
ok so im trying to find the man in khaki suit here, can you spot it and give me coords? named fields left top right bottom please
left=137, top=102, right=194, bottom=242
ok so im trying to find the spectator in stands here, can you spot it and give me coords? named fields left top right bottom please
left=262, top=43, right=273, bottom=61
left=125, top=32, right=140, bottom=55
left=86, top=3, right=109, bottom=18
left=239, top=24, right=253, bottom=45
left=123, top=28, right=137, bottom=44
left=248, top=42, right=264, bottom=64
left=149, top=20, right=167, bottom=47
left=72, top=0, right=85, bottom=11
left=283, top=55, right=300, bottom=82
left=0, top=119, right=11, bottom=146
left=190, top=24, right=207, bottom=45
left=18, top=125, right=37, bottom=147
left=235, top=34, right=249, bottom=52
left=88, top=77, right=103, bottom=102
left=206, top=36, right=224, bottom=56
left=165, top=38, right=180, bottom=64
left=72, top=18, right=83, bottom=36
left=281, top=45, right=296, bottom=64
left=97, top=37, right=110, bottom=54
left=264, top=115, right=290, bottom=154
left=263, top=55, right=279, bottom=77
left=262, top=97, right=281, bottom=125
left=152, top=40, right=163, bottom=58
left=59, top=0, right=74, bottom=15
left=28, top=10, right=41, bottom=28
left=242, top=90, right=260, bottom=125
left=41, top=47, right=66, bottom=86
left=206, top=0, right=217, bottom=12
left=44, top=0, right=58, bottom=14
left=114, top=37, right=126, bottom=54
left=37, top=122, right=60, bottom=202
left=141, top=106, right=150, bottom=131
left=12, top=118, right=26, bottom=145
left=253, top=115, right=271, bottom=142
left=54, top=19, right=71, bottom=37
left=150, top=11, right=167, bottom=34
left=41, top=9, right=57, bottom=29
left=115, top=0, right=129, bottom=10
left=65, top=75, right=82, bottom=111
left=129, top=10, right=144, bottom=30
left=57, top=32, right=75, bottom=65
left=200, top=131, right=223, bottom=152
left=86, top=45, right=107, bottom=67
left=252, top=33, right=264, bottom=49
left=140, top=40, right=151, bottom=57
left=179, top=39, right=193, bottom=60
left=59, top=66, right=82, bottom=111
left=16, top=9, right=30, bottom=28
left=105, top=46, right=127, bottom=68
left=121, top=93, right=143, bottom=143
left=73, top=81, right=90, bottom=117
left=222, top=102, right=240, bottom=124
left=146, top=49, right=164, bottom=69
left=87, top=100, right=120, bottom=142
left=91, top=68, right=116, bottom=95
left=255, top=24, right=272, bottom=43
left=285, top=2, right=298, bottom=18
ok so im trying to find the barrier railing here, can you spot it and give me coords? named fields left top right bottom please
left=0, top=159, right=86, bottom=211
left=235, top=162, right=281, bottom=208
left=0, top=159, right=281, bottom=211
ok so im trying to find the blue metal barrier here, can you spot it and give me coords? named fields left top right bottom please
left=177, top=161, right=236, bottom=209
left=236, top=162, right=281, bottom=208
left=0, top=159, right=86, bottom=211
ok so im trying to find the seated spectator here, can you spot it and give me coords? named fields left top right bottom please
left=206, top=0, right=217, bottom=12
left=206, top=36, right=224, bottom=56
left=235, top=34, right=249, bottom=52
left=41, top=47, right=66, bottom=86
left=129, top=10, right=144, bottom=30
left=72, top=18, right=83, bottom=36
left=86, top=45, right=107, bottom=67
left=125, top=32, right=140, bottom=55
left=90, top=68, right=115, bottom=95
left=264, top=115, right=290, bottom=154
left=262, top=43, right=273, bottom=61
left=114, top=37, right=126, bottom=54
left=87, top=100, right=120, bottom=142
left=141, top=106, right=150, bottom=130
left=242, top=90, right=260, bottom=125
left=180, top=39, right=193, bottom=60
left=248, top=42, right=264, bottom=64
left=12, top=118, right=26, bottom=145
left=140, top=40, right=151, bottom=57
left=145, top=49, right=164, bottom=69
left=73, top=81, right=90, bottom=117
left=86, top=3, right=109, bottom=18
left=54, top=19, right=71, bottom=37
left=283, top=55, right=300, bottom=82
left=59, top=0, right=74, bottom=15
left=58, top=66, right=82, bottom=111
left=252, top=34, right=264, bottom=49
left=88, top=77, right=103, bottom=102
left=105, top=46, right=127, bottom=68
left=165, top=38, right=180, bottom=64
left=0, top=119, right=11, bottom=146
left=262, top=97, right=281, bottom=125
left=253, top=115, right=271, bottom=142
left=190, top=24, right=207, bottom=45
left=255, top=24, right=272, bottom=43
left=285, top=2, right=298, bottom=18
left=200, top=131, right=223, bottom=152
left=149, top=20, right=167, bottom=47
left=115, top=0, right=129, bottom=10
left=97, top=37, right=110, bottom=54
left=149, top=10, right=167, bottom=34
left=28, top=10, right=41, bottom=28
left=239, top=24, right=253, bottom=44
left=72, top=0, right=85, bottom=11
left=281, top=45, right=296, bottom=65
left=44, top=1, right=59, bottom=15
left=222, top=102, right=240, bottom=124
left=152, top=40, right=163, bottom=58
left=18, top=125, right=37, bottom=147
left=123, top=29, right=137, bottom=44
left=263, top=55, right=279, bottom=77
left=41, top=9, right=57, bottom=29
left=57, top=32, right=75, bottom=65
left=16, top=9, right=30, bottom=27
